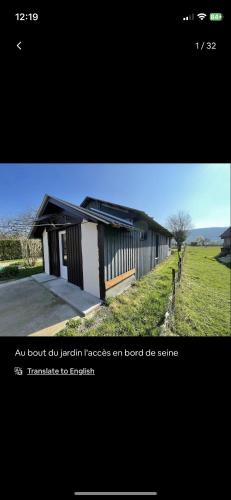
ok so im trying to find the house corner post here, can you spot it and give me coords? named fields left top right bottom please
left=41, top=236, right=45, bottom=272
left=98, top=224, right=105, bottom=300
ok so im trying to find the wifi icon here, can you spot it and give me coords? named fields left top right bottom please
left=197, top=13, right=207, bottom=20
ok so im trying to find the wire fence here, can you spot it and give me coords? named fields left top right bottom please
left=159, top=246, right=186, bottom=335
left=171, top=246, right=186, bottom=307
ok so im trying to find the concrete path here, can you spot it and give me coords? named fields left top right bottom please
left=31, top=273, right=57, bottom=283
left=32, top=273, right=102, bottom=316
left=0, top=277, right=79, bottom=336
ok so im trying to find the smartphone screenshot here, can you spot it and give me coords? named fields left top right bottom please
left=0, top=2, right=229, bottom=499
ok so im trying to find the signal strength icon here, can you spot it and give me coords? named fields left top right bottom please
left=183, top=14, right=194, bottom=21
left=197, top=13, right=207, bottom=20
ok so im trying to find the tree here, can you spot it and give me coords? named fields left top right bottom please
left=20, top=237, right=42, bottom=267
left=196, top=236, right=205, bottom=246
left=0, top=217, right=15, bottom=239
left=167, top=211, right=192, bottom=252
left=7, top=209, right=37, bottom=237
left=0, top=209, right=42, bottom=265
left=0, top=209, right=38, bottom=238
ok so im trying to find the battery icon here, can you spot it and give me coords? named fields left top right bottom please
left=210, top=13, right=223, bottom=21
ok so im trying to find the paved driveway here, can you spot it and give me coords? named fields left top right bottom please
left=0, top=277, right=78, bottom=336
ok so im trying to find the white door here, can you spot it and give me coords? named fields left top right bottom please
left=59, top=231, right=68, bottom=279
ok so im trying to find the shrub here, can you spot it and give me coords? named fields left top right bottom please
left=20, top=238, right=42, bottom=267
left=105, top=297, right=115, bottom=306
left=0, top=238, right=42, bottom=263
left=0, top=264, right=19, bottom=279
left=0, top=240, right=22, bottom=260
left=65, top=318, right=82, bottom=329
left=56, top=328, right=77, bottom=337
left=84, top=317, right=95, bottom=328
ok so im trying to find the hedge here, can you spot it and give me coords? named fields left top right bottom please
left=0, top=240, right=22, bottom=260
left=0, top=239, right=42, bottom=261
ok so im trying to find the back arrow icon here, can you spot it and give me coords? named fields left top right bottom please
left=17, top=41, right=22, bottom=50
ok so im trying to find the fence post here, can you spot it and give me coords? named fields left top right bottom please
left=178, top=255, right=182, bottom=279
left=172, top=268, right=175, bottom=294
left=172, top=268, right=176, bottom=309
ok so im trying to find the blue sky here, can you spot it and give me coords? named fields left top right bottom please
left=0, top=164, right=230, bottom=228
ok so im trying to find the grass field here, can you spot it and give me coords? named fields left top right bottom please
left=0, top=258, right=43, bottom=267
left=173, top=246, right=231, bottom=336
left=0, top=259, right=27, bottom=267
left=58, top=251, right=178, bottom=336
left=0, top=258, right=43, bottom=281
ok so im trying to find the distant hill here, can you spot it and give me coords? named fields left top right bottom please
left=186, top=227, right=228, bottom=243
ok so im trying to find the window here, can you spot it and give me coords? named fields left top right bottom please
left=156, top=234, right=159, bottom=257
left=62, top=233, right=67, bottom=266
left=139, top=231, right=147, bottom=240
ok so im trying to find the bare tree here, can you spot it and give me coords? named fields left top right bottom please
left=0, top=217, right=14, bottom=239
left=0, top=211, right=36, bottom=238
left=196, top=236, right=205, bottom=246
left=20, top=237, right=42, bottom=267
left=167, top=211, right=192, bottom=251
left=0, top=209, right=42, bottom=265
left=6, top=209, right=37, bottom=237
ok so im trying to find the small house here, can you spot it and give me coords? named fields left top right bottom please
left=30, top=195, right=172, bottom=300
left=220, top=227, right=231, bottom=255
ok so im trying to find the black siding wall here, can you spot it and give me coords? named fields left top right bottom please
left=158, top=233, right=169, bottom=263
left=48, top=230, right=60, bottom=277
left=136, top=230, right=153, bottom=279
left=104, top=227, right=136, bottom=281
left=66, top=225, right=83, bottom=288
left=136, top=231, right=169, bottom=278
left=104, top=227, right=170, bottom=281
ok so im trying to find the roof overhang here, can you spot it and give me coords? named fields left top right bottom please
left=29, top=195, right=137, bottom=238
left=80, top=196, right=173, bottom=237
left=220, top=227, right=231, bottom=239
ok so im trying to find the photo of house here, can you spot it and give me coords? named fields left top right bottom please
left=30, top=194, right=172, bottom=300
left=0, top=163, right=230, bottom=337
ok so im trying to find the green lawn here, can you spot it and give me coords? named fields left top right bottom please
left=0, top=259, right=24, bottom=266
left=0, top=258, right=43, bottom=281
left=173, top=246, right=231, bottom=336
left=0, top=258, right=43, bottom=267
left=58, top=251, right=179, bottom=336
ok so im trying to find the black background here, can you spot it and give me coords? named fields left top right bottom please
left=1, top=337, right=230, bottom=498
left=0, top=1, right=229, bottom=162
left=0, top=1, right=230, bottom=499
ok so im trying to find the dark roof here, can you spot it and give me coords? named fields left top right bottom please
left=80, top=196, right=172, bottom=236
left=220, top=227, right=231, bottom=238
left=81, top=195, right=148, bottom=213
left=30, top=194, right=172, bottom=238
left=29, top=195, right=137, bottom=238
left=44, top=195, right=134, bottom=228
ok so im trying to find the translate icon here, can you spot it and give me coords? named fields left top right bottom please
left=14, top=367, right=23, bottom=375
